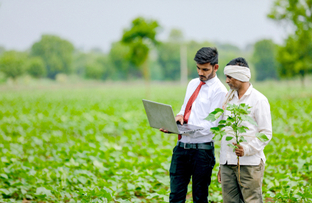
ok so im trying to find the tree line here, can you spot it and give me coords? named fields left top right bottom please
left=0, top=0, right=311, bottom=84
left=0, top=32, right=280, bottom=82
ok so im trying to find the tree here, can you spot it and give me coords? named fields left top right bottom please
left=30, top=35, right=74, bottom=79
left=85, top=62, right=104, bottom=80
left=108, top=42, right=134, bottom=79
left=26, top=57, right=46, bottom=78
left=121, top=17, right=160, bottom=82
left=276, top=31, right=312, bottom=86
left=0, top=51, right=26, bottom=80
left=252, top=39, right=278, bottom=81
left=157, top=42, right=180, bottom=80
left=268, top=0, right=312, bottom=86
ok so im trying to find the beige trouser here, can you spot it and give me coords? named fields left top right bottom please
left=220, top=160, right=264, bottom=203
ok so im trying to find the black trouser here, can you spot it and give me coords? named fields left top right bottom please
left=169, top=145, right=215, bottom=203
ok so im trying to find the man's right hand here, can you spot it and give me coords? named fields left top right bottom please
left=217, top=168, right=221, bottom=184
left=175, top=115, right=184, bottom=125
left=160, top=115, right=184, bottom=133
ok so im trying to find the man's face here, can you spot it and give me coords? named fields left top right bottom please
left=197, top=63, right=219, bottom=82
left=225, top=75, right=242, bottom=90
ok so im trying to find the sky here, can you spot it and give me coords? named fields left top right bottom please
left=0, top=0, right=288, bottom=53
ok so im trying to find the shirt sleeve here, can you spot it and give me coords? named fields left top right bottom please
left=241, top=99, right=272, bottom=156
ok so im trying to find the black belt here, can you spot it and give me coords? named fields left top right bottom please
left=177, top=142, right=214, bottom=150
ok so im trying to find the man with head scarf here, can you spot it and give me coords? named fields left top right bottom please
left=218, top=57, right=272, bottom=203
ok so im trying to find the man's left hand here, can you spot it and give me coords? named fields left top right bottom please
left=233, top=143, right=244, bottom=157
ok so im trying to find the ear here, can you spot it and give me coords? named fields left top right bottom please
left=214, top=64, right=219, bottom=71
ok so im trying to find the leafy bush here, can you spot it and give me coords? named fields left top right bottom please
left=26, top=57, right=46, bottom=78
left=0, top=51, right=26, bottom=80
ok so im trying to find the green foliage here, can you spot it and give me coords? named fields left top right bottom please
left=268, top=0, right=312, bottom=85
left=252, top=39, right=278, bottom=81
left=268, top=0, right=312, bottom=31
left=0, top=83, right=311, bottom=202
left=275, top=31, right=312, bottom=83
left=122, top=17, right=160, bottom=67
left=85, top=62, right=104, bottom=80
left=108, top=42, right=138, bottom=79
left=0, top=51, right=26, bottom=80
left=157, top=42, right=180, bottom=80
left=72, top=50, right=114, bottom=80
left=26, top=57, right=46, bottom=78
left=31, top=35, right=74, bottom=79
left=206, top=103, right=268, bottom=149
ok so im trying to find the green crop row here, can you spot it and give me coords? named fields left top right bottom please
left=0, top=83, right=311, bottom=202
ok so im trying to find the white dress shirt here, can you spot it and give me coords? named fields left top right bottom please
left=177, top=76, right=227, bottom=143
left=219, top=84, right=272, bottom=165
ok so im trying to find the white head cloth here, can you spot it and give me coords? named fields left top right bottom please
left=222, top=65, right=251, bottom=108
left=224, top=65, right=251, bottom=82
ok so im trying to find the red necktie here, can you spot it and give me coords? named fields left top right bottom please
left=178, top=81, right=205, bottom=140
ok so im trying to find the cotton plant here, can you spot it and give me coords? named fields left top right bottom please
left=206, top=103, right=269, bottom=186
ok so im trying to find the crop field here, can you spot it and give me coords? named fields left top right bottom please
left=0, top=80, right=312, bottom=203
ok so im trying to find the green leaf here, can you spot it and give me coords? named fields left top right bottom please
left=226, top=117, right=235, bottom=125
left=0, top=174, right=8, bottom=179
left=210, top=126, right=220, bottom=132
left=219, top=120, right=226, bottom=124
left=206, top=113, right=216, bottom=121
left=220, top=130, right=226, bottom=139
left=226, top=136, right=233, bottom=141
left=93, top=160, right=103, bottom=168
left=227, top=144, right=236, bottom=149
left=78, top=176, right=88, bottom=184
left=206, top=108, right=224, bottom=121
left=241, top=115, right=258, bottom=126
left=214, top=133, right=221, bottom=141
left=237, top=126, right=248, bottom=133
left=35, top=187, right=52, bottom=196
left=238, top=103, right=251, bottom=114
left=0, top=189, right=11, bottom=195
left=239, top=136, right=247, bottom=143
left=215, top=111, right=223, bottom=119
left=256, top=133, right=269, bottom=142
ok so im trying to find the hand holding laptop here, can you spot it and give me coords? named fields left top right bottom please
left=142, top=99, right=203, bottom=134
left=160, top=115, right=183, bottom=133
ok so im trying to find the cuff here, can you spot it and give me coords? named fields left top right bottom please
left=240, top=143, right=251, bottom=156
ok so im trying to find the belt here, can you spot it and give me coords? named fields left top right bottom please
left=177, top=142, right=214, bottom=150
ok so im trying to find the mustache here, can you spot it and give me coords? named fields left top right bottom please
left=199, top=75, right=206, bottom=78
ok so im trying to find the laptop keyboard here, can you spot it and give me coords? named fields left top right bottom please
left=178, top=125, right=191, bottom=131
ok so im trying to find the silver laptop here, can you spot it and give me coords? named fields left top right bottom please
left=142, top=99, right=203, bottom=134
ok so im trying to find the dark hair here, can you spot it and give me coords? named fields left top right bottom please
left=194, top=47, right=218, bottom=65
left=226, top=57, right=249, bottom=68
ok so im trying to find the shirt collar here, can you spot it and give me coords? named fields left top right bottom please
left=202, top=75, right=218, bottom=86
left=234, top=83, right=253, bottom=98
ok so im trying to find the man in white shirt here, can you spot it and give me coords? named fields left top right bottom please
left=218, top=57, right=272, bottom=203
left=161, top=47, right=227, bottom=203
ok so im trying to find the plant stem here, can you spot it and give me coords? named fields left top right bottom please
left=234, top=111, right=243, bottom=187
